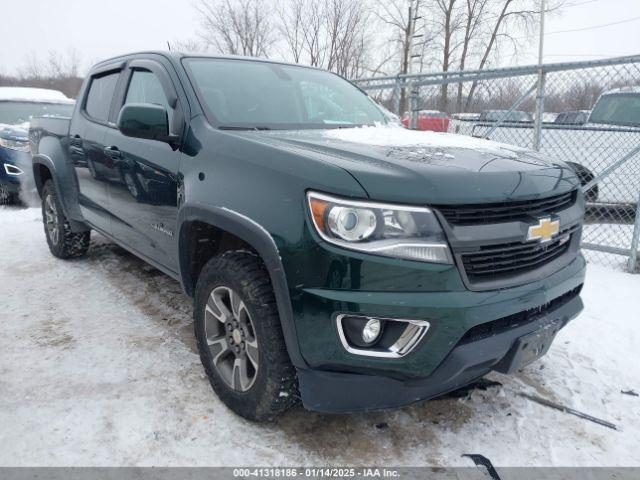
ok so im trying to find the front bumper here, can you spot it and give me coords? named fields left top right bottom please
left=291, top=250, right=585, bottom=412
left=298, top=284, right=583, bottom=413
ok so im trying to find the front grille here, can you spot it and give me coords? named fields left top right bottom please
left=460, top=225, right=579, bottom=283
left=458, top=285, right=583, bottom=345
left=436, top=190, right=577, bottom=225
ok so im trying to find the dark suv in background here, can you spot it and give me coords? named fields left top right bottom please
left=0, top=87, right=74, bottom=204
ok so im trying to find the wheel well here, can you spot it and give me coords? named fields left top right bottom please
left=33, top=163, right=52, bottom=197
left=186, top=221, right=256, bottom=292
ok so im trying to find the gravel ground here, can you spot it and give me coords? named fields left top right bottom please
left=1, top=206, right=639, bottom=467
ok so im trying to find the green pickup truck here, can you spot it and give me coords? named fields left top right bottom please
left=29, top=51, right=585, bottom=421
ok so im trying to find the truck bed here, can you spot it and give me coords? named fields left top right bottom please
left=29, top=116, right=72, bottom=147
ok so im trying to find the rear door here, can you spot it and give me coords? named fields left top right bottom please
left=103, top=58, right=184, bottom=273
left=70, top=65, right=123, bottom=232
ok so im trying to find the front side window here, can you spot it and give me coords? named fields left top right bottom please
left=125, top=70, right=170, bottom=111
left=85, top=71, right=120, bottom=122
left=589, top=93, right=640, bottom=127
left=183, top=58, right=386, bottom=129
left=0, top=101, right=74, bottom=125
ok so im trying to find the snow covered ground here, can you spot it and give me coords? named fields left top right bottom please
left=1, top=206, right=639, bottom=467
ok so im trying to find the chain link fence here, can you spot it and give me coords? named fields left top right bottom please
left=354, top=55, right=640, bottom=272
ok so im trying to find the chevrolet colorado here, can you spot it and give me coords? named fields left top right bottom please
left=29, top=52, right=586, bottom=421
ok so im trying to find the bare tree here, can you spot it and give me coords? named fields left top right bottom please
left=278, top=0, right=305, bottom=63
left=18, top=52, right=43, bottom=81
left=455, top=0, right=487, bottom=110
left=172, top=38, right=207, bottom=53
left=373, top=0, right=426, bottom=114
left=430, top=0, right=465, bottom=110
left=196, top=0, right=276, bottom=57
left=44, top=49, right=81, bottom=79
left=463, top=0, right=546, bottom=110
left=300, top=1, right=327, bottom=67
left=276, top=0, right=369, bottom=77
left=8, top=49, right=84, bottom=98
left=324, top=0, right=370, bottom=78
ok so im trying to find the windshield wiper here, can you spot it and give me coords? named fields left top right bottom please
left=219, top=125, right=272, bottom=131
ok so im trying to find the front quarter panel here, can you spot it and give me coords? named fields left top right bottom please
left=178, top=117, right=371, bottom=368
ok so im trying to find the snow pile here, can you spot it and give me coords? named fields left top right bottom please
left=0, top=206, right=639, bottom=467
left=0, top=122, right=29, bottom=137
left=324, top=124, right=529, bottom=155
left=0, top=87, right=73, bottom=104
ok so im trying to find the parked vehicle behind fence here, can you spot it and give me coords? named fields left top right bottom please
left=467, top=89, right=640, bottom=205
left=30, top=52, right=585, bottom=421
left=479, top=109, right=534, bottom=123
left=402, top=110, right=450, bottom=132
left=586, top=87, right=640, bottom=129
left=555, top=110, right=590, bottom=126
left=0, top=87, right=74, bottom=204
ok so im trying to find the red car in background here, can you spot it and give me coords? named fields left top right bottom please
left=402, top=110, right=450, bottom=132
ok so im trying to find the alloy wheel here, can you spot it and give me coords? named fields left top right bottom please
left=44, top=193, right=60, bottom=245
left=204, top=286, right=259, bottom=392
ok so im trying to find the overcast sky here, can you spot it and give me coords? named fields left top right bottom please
left=1, top=0, right=639, bottom=76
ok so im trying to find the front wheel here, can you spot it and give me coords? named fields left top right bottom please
left=41, top=180, right=91, bottom=259
left=194, top=251, right=298, bottom=421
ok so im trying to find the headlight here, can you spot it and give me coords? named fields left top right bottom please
left=0, top=137, right=30, bottom=152
left=307, top=191, right=452, bottom=264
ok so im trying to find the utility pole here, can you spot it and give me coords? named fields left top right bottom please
left=407, top=0, right=422, bottom=130
left=533, top=0, right=546, bottom=150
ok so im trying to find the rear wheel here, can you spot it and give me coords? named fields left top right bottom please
left=41, top=180, right=91, bottom=259
left=194, top=251, right=298, bottom=421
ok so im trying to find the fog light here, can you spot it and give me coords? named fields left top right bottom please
left=336, top=314, right=430, bottom=358
left=362, top=318, right=381, bottom=344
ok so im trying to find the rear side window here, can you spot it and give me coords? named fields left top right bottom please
left=85, top=72, right=120, bottom=122
left=125, top=70, right=170, bottom=111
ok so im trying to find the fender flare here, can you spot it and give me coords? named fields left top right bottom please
left=31, top=153, right=89, bottom=232
left=178, top=204, right=307, bottom=369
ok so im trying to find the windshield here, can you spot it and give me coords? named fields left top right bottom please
left=589, top=93, right=640, bottom=127
left=0, top=101, right=74, bottom=125
left=184, top=58, right=387, bottom=129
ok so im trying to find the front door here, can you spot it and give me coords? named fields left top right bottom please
left=104, top=65, right=181, bottom=273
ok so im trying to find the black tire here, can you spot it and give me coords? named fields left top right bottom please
left=194, top=251, right=298, bottom=421
left=41, top=180, right=91, bottom=259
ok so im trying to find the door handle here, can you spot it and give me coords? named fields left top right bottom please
left=104, top=146, right=122, bottom=159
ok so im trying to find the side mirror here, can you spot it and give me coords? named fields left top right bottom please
left=117, top=103, right=177, bottom=144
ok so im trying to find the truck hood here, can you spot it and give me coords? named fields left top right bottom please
left=234, top=126, right=579, bottom=204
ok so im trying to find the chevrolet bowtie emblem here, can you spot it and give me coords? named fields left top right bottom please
left=527, top=218, right=560, bottom=243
